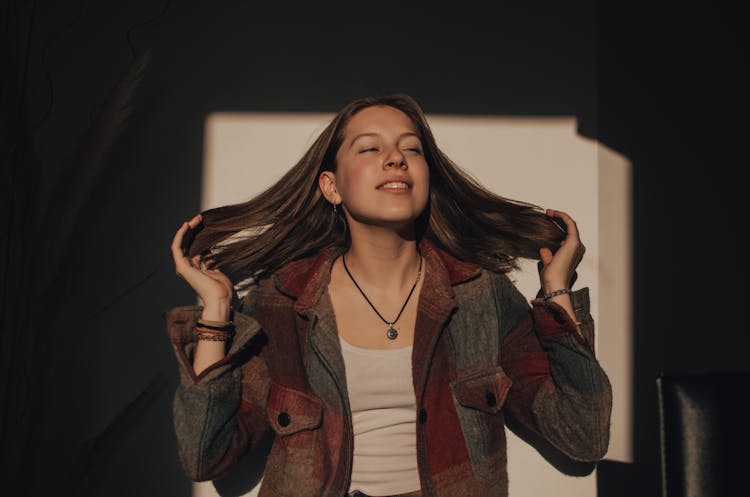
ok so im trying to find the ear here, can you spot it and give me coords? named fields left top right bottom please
left=318, top=171, right=341, bottom=205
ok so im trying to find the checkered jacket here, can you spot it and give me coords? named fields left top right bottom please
left=163, top=239, right=612, bottom=497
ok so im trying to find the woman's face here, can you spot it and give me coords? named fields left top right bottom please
left=321, top=105, right=430, bottom=231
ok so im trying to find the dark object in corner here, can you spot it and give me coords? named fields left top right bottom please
left=656, top=370, right=748, bottom=497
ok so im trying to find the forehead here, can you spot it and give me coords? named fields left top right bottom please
left=343, top=105, right=417, bottom=136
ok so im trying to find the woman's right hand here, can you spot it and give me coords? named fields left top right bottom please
left=171, top=214, right=233, bottom=309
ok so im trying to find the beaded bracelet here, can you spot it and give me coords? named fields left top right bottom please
left=543, top=288, right=571, bottom=300
left=197, top=332, right=232, bottom=342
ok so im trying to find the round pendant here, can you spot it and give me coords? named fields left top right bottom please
left=387, top=327, right=398, bottom=340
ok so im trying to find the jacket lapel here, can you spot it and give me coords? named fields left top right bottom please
left=307, top=289, right=350, bottom=399
left=272, top=240, right=481, bottom=403
left=411, top=240, right=481, bottom=401
left=274, top=246, right=350, bottom=395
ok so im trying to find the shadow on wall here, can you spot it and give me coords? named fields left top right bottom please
left=1, top=47, right=155, bottom=496
left=211, top=431, right=273, bottom=497
left=505, top=414, right=597, bottom=477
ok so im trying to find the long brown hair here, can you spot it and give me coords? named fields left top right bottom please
left=188, top=93, right=566, bottom=291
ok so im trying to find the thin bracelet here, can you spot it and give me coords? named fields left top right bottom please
left=543, top=288, right=571, bottom=300
left=196, top=321, right=235, bottom=332
left=198, top=318, right=233, bottom=327
left=195, top=326, right=234, bottom=336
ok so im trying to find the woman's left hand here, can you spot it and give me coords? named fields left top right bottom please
left=538, top=209, right=585, bottom=292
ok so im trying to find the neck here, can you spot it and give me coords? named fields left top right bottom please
left=343, top=224, right=421, bottom=291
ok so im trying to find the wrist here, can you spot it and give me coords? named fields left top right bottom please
left=542, top=287, right=571, bottom=300
left=542, top=281, right=568, bottom=292
left=201, top=300, right=231, bottom=321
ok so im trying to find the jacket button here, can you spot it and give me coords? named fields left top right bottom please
left=418, top=408, right=427, bottom=424
left=278, top=412, right=291, bottom=427
left=486, top=390, right=497, bottom=407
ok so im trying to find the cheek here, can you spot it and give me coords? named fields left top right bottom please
left=338, top=160, right=372, bottom=195
left=415, top=162, right=431, bottom=198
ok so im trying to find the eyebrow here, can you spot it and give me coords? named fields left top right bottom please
left=349, top=132, right=421, bottom=149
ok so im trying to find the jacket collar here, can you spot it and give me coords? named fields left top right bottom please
left=272, top=238, right=482, bottom=314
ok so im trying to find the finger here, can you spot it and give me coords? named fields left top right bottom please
left=171, top=221, right=190, bottom=259
left=539, top=247, right=553, bottom=265
left=546, top=209, right=579, bottom=238
left=190, top=254, right=203, bottom=269
left=187, top=213, right=203, bottom=229
left=180, top=214, right=204, bottom=256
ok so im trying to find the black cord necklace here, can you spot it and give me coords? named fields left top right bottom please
left=342, top=252, right=423, bottom=340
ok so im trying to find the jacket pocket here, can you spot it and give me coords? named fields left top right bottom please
left=449, top=365, right=513, bottom=491
left=263, top=382, right=325, bottom=497
left=450, top=365, right=513, bottom=414
left=266, top=382, right=323, bottom=435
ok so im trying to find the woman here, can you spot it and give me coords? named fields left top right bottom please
left=165, top=94, right=612, bottom=497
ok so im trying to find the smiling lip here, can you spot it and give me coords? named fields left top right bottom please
left=378, top=181, right=410, bottom=190
left=376, top=177, right=412, bottom=193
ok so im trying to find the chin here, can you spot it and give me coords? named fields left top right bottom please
left=379, top=208, right=421, bottom=224
left=351, top=213, right=417, bottom=230
left=347, top=203, right=427, bottom=230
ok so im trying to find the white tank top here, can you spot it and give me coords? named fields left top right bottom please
left=339, top=334, right=421, bottom=496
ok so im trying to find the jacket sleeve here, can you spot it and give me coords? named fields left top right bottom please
left=493, top=272, right=612, bottom=462
left=163, top=285, right=272, bottom=481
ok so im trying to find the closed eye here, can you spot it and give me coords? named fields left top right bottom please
left=359, top=147, right=378, bottom=153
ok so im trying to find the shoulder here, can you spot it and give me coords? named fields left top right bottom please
left=485, top=270, right=530, bottom=314
left=419, top=238, right=481, bottom=285
left=238, top=247, right=340, bottom=318
left=453, top=269, right=525, bottom=307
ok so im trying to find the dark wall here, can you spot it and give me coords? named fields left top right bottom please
left=597, top=4, right=748, bottom=495
left=2, top=1, right=746, bottom=496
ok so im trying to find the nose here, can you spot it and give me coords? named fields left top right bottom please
left=384, top=148, right=407, bottom=169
